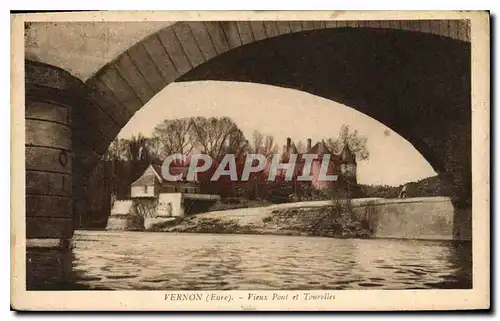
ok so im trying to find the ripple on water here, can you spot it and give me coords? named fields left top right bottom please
left=406, top=269, right=427, bottom=276
left=106, top=275, right=138, bottom=280
left=357, top=282, right=384, bottom=287
left=76, top=276, right=102, bottom=282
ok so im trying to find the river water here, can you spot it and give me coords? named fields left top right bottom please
left=71, top=230, right=472, bottom=290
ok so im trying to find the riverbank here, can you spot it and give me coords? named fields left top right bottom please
left=141, top=196, right=463, bottom=241
left=148, top=200, right=373, bottom=238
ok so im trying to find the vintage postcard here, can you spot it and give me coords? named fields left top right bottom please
left=11, top=11, right=490, bottom=311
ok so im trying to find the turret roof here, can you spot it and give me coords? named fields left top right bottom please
left=340, top=143, right=356, bottom=164
left=309, top=140, right=331, bottom=155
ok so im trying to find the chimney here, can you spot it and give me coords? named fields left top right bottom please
left=307, top=138, right=312, bottom=152
left=286, top=137, right=291, bottom=152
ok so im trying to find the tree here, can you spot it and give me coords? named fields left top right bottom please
left=128, top=134, right=144, bottom=161
left=262, top=135, right=279, bottom=157
left=249, top=130, right=278, bottom=157
left=152, top=118, right=194, bottom=157
left=246, top=130, right=279, bottom=199
left=103, top=137, right=130, bottom=161
left=102, top=134, right=161, bottom=163
left=126, top=133, right=161, bottom=162
left=326, top=125, right=369, bottom=161
left=250, top=130, right=263, bottom=154
left=189, top=117, right=247, bottom=161
left=225, top=129, right=248, bottom=159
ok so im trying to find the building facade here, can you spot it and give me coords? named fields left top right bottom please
left=129, top=164, right=220, bottom=229
left=268, top=137, right=358, bottom=195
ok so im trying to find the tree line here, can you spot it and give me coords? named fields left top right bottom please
left=103, top=117, right=369, bottom=164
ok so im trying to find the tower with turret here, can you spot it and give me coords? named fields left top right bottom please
left=339, top=143, right=357, bottom=187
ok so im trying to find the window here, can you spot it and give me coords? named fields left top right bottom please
left=144, top=185, right=148, bottom=193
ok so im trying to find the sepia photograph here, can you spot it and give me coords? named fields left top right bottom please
left=11, top=10, right=490, bottom=310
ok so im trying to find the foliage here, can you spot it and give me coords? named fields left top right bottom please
left=358, top=176, right=445, bottom=198
left=152, top=118, right=195, bottom=157
left=103, top=119, right=367, bottom=167
left=188, top=116, right=248, bottom=161
left=326, top=124, right=369, bottom=161
left=249, top=130, right=279, bottom=157
left=103, top=133, right=161, bottom=163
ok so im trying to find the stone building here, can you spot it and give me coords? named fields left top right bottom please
left=268, top=137, right=358, bottom=196
left=107, top=164, right=220, bottom=231
left=130, top=164, right=220, bottom=229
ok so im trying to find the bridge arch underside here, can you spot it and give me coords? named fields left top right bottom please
left=176, top=28, right=472, bottom=205
left=81, top=23, right=471, bottom=205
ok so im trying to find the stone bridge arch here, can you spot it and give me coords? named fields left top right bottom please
left=79, top=20, right=470, bottom=173
left=77, top=20, right=469, bottom=195
left=24, top=20, right=472, bottom=288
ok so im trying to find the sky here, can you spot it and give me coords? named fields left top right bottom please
left=118, top=81, right=437, bottom=186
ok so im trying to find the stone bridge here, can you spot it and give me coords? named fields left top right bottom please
left=25, top=20, right=471, bottom=288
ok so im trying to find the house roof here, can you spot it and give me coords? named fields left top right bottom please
left=278, top=138, right=358, bottom=165
left=152, top=164, right=163, bottom=178
left=152, top=163, right=198, bottom=182
left=132, top=163, right=200, bottom=187
left=308, top=140, right=331, bottom=155
left=278, top=139, right=346, bottom=166
left=131, top=165, right=162, bottom=186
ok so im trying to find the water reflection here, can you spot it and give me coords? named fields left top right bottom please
left=70, top=231, right=472, bottom=290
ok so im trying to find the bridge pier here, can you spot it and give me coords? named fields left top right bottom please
left=25, top=60, right=81, bottom=289
left=441, top=119, right=472, bottom=241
